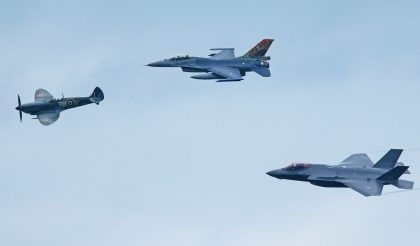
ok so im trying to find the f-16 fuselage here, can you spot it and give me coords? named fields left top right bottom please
left=147, top=39, right=274, bottom=82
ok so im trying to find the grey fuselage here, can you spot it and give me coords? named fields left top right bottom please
left=18, top=97, right=94, bottom=116
left=267, top=164, right=391, bottom=188
left=148, top=56, right=269, bottom=77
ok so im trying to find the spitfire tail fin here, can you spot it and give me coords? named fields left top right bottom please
left=89, top=87, right=104, bottom=104
left=373, top=149, right=403, bottom=169
left=242, top=39, right=274, bottom=59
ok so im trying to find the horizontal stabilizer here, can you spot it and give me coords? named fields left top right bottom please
left=391, top=179, right=414, bottom=189
left=251, top=67, right=271, bottom=77
left=377, top=166, right=409, bottom=181
left=373, top=149, right=403, bottom=169
left=396, top=162, right=411, bottom=174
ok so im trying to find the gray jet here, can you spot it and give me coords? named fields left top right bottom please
left=147, top=39, right=273, bottom=82
left=15, top=87, right=104, bottom=126
left=267, top=149, right=414, bottom=196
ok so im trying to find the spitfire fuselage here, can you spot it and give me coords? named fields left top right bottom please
left=18, top=97, right=94, bottom=115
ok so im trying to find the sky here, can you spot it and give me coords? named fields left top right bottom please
left=0, top=0, right=420, bottom=245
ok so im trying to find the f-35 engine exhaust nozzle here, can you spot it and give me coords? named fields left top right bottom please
left=89, top=87, right=105, bottom=105
left=16, top=94, right=22, bottom=122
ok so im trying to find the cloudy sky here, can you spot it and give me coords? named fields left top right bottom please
left=1, top=0, right=419, bottom=245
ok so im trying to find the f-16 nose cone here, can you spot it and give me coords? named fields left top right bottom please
left=266, top=170, right=277, bottom=177
left=147, top=61, right=162, bottom=67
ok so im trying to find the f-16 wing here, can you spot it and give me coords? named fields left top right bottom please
left=209, top=48, right=235, bottom=60
left=37, top=111, right=60, bottom=126
left=208, top=66, right=243, bottom=82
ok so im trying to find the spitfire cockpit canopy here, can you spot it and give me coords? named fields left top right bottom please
left=283, top=163, right=311, bottom=171
left=166, top=54, right=190, bottom=61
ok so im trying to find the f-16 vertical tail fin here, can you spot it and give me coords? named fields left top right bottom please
left=373, top=149, right=403, bottom=169
left=241, top=39, right=274, bottom=59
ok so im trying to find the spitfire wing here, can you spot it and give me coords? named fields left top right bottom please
left=209, top=48, right=235, bottom=60
left=342, top=180, right=383, bottom=197
left=37, top=112, right=60, bottom=126
left=35, top=89, right=54, bottom=102
left=339, top=153, right=374, bottom=167
left=208, top=66, right=242, bottom=80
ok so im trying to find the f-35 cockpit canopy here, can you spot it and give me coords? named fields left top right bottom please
left=283, top=163, right=311, bottom=171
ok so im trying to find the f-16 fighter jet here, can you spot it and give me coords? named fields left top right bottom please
left=267, top=149, right=414, bottom=197
left=15, top=87, right=104, bottom=126
left=147, top=39, right=274, bottom=82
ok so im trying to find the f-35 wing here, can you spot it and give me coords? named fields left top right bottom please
left=339, top=153, right=374, bottom=167
left=37, top=111, right=60, bottom=126
left=209, top=48, right=235, bottom=60
left=342, top=180, right=383, bottom=197
left=208, top=66, right=243, bottom=82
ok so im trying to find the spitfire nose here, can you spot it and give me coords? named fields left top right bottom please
left=15, top=106, right=20, bottom=110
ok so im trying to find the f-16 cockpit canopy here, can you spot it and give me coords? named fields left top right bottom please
left=166, top=54, right=190, bottom=61
left=283, top=163, right=311, bottom=171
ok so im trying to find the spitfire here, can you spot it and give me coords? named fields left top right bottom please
left=15, top=87, right=104, bottom=126
left=267, top=149, right=414, bottom=196
left=147, top=39, right=274, bottom=82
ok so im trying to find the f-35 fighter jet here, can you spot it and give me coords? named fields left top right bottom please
left=267, top=149, right=414, bottom=196
left=15, top=87, right=104, bottom=126
left=147, top=39, right=274, bottom=82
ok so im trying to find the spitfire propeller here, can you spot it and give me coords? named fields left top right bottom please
left=16, top=94, right=22, bottom=122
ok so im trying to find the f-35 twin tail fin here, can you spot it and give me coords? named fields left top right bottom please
left=373, top=149, right=403, bottom=169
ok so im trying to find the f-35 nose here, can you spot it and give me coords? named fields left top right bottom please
left=266, top=169, right=285, bottom=179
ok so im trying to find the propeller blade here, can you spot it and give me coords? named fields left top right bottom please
left=18, top=94, right=22, bottom=122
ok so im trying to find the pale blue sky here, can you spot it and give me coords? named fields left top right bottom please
left=1, top=1, right=420, bottom=245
